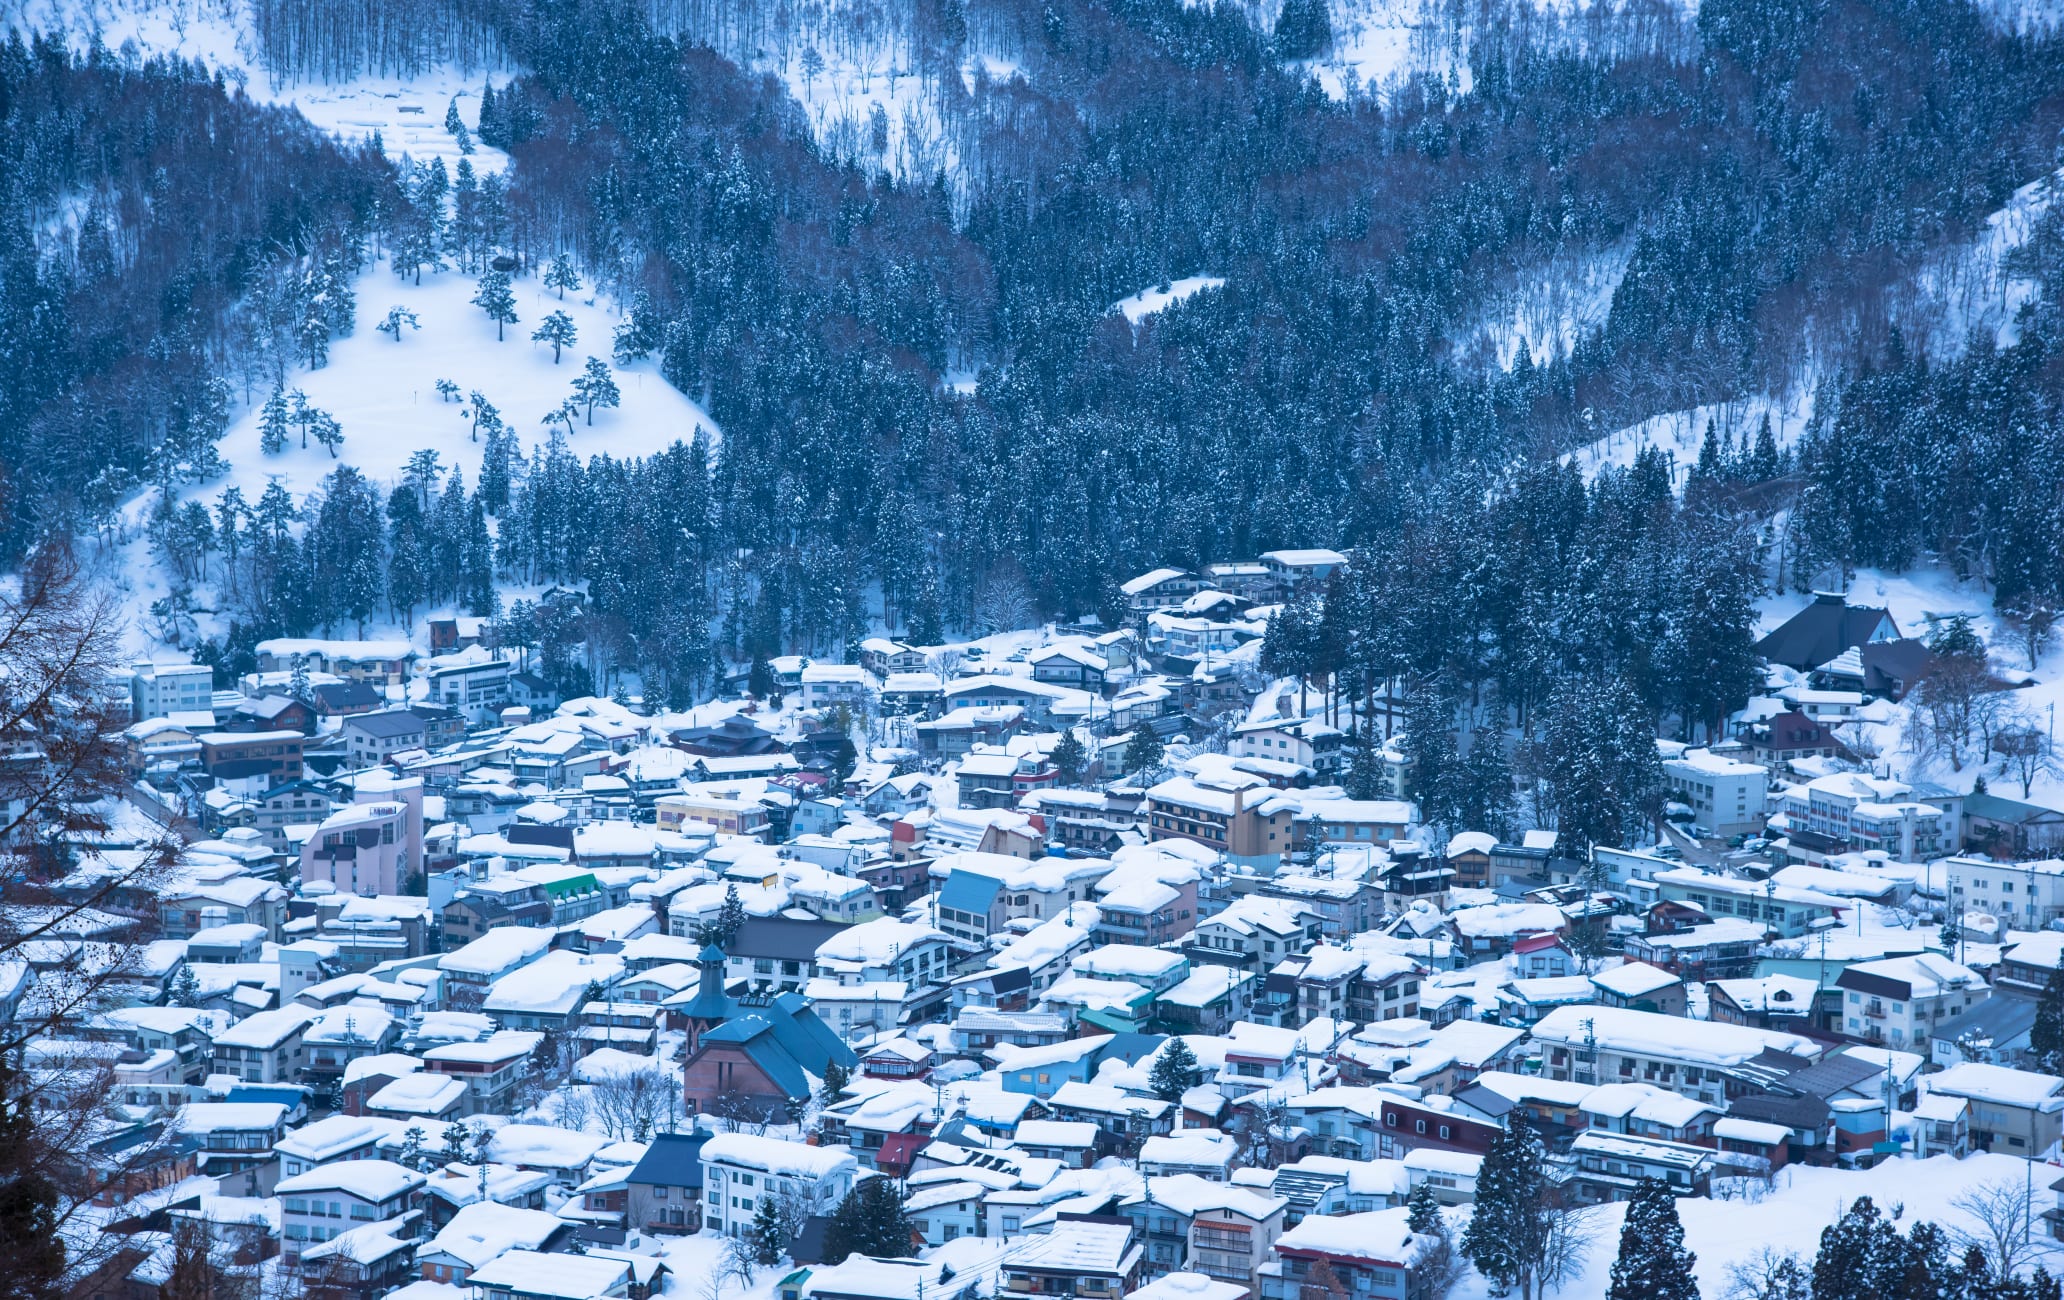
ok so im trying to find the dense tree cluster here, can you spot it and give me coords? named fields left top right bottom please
left=0, top=35, right=388, bottom=559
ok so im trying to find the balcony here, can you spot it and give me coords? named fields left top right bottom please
left=1863, top=1003, right=1887, bottom=1020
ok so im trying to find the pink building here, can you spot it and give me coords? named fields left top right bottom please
left=301, top=780, right=422, bottom=896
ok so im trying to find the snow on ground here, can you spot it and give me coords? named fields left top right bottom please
left=1565, top=389, right=1814, bottom=485
left=1757, top=565, right=2064, bottom=807
left=1456, top=243, right=1632, bottom=372
left=10, top=0, right=509, bottom=173
left=1114, top=276, right=1227, bottom=325
left=1896, top=163, right=2063, bottom=357
left=204, top=257, right=716, bottom=508
left=1445, top=1152, right=2052, bottom=1299
left=1305, top=0, right=1470, bottom=101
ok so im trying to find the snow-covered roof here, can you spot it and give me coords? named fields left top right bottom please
left=700, top=1132, right=858, bottom=1179
left=1927, top=1062, right=2064, bottom=1110
left=1530, top=1005, right=1819, bottom=1068
left=1275, top=1206, right=1428, bottom=1265
left=275, top=1158, right=426, bottom=1202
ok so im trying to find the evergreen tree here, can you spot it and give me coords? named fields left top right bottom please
left=545, top=252, right=583, bottom=300
left=572, top=356, right=621, bottom=424
left=818, top=1060, right=851, bottom=1108
left=400, top=1124, right=425, bottom=1171
left=1931, top=615, right=1988, bottom=662
left=905, top=568, right=944, bottom=644
left=750, top=1195, right=788, bottom=1265
left=1051, top=731, right=1089, bottom=784
left=387, top=485, right=431, bottom=625
left=1406, top=1182, right=1444, bottom=1236
left=1541, top=673, right=1664, bottom=851
left=167, top=964, right=200, bottom=1007
left=2033, top=963, right=2064, bottom=1073
left=1606, top=1178, right=1697, bottom=1300
left=473, top=270, right=518, bottom=340
left=1750, top=414, right=1782, bottom=480
left=0, top=1056, right=65, bottom=1300
left=445, top=96, right=464, bottom=135
left=1273, top=0, right=1333, bottom=57
left=1149, top=1037, right=1200, bottom=1103
left=377, top=304, right=420, bottom=341
left=258, top=385, right=290, bottom=455
left=699, top=883, right=748, bottom=948
left=1461, top=1116, right=1555, bottom=1300
left=1260, top=587, right=1322, bottom=716
left=823, top=1178, right=915, bottom=1262
left=533, top=309, right=578, bottom=363
left=1125, top=726, right=1165, bottom=776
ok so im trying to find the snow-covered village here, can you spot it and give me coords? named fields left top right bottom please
left=15, top=0, right=2064, bottom=1299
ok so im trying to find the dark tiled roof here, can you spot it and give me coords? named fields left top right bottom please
left=728, top=917, right=846, bottom=961
left=346, top=710, right=427, bottom=740
left=627, top=1131, right=709, bottom=1189
left=1754, top=594, right=1897, bottom=670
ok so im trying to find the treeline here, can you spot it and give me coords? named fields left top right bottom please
left=1793, top=197, right=2064, bottom=618
left=248, top=0, right=506, bottom=83
left=437, top=0, right=2064, bottom=640
left=0, top=34, right=390, bottom=558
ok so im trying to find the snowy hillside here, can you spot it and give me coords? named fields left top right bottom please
left=204, top=263, right=715, bottom=510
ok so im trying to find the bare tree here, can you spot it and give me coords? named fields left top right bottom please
left=1952, top=1175, right=2048, bottom=1285
left=1722, top=1247, right=1810, bottom=1300
left=0, top=544, right=186, bottom=1295
left=711, top=1088, right=772, bottom=1136
left=1993, top=721, right=2056, bottom=798
left=592, top=1066, right=669, bottom=1141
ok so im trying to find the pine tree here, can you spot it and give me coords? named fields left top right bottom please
left=906, top=568, right=944, bottom=644
left=751, top=1196, right=788, bottom=1265
left=823, top=1178, right=915, bottom=1262
left=1406, top=1182, right=1444, bottom=1236
left=1606, top=1178, right=1697, bottom=1300
left=387, top=486, right=430, bottom=625
left=1273, top=0, right=1333, bottom=58
left=400, top=1125, right=425, bottom=1171
left=1051, top=731, right=1088, bottom=784
left=1149, top=1037, right=1200, bottom=1103
left=711, top=883, right=748, bottom=947
left=1461, top=1115, right=1552, bottom=1300
left=167, top=964, right=200, bottom=1007
left=445, top=96, right=465, bottom=135
left=533, top=310, right=578, bottom=363
left=2034, top=964, right=2064, bottom=1073
left=259, top=386, right=290, bottom=455
left=572, top=356, right=620, bottom=424
left=0, top=1056, right=66, bottom=1300
left=473, top=270, right=518, bottom=341
left=545, top=252, right=583, bottom=300
left=377, top=305, right=420, bottom=342
left=818, top=1060, right=850, bottom=1108
left=1124, top=726, right=1164, bottom=776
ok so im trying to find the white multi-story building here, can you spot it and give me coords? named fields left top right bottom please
left=1947, top=856, right=2064, bottom=929
left=1777, top=772, right=1948, bottom=860
left=1531, top=1006, right=1823, bottom=1106
left=1663, top=748, right=1768, bottom=837
left=1835, top=953, right=1987, bottom=1053
left=698, top=1133, right=856, bottom=1238
left=130, top=660, right=215, bottom=722
left=420, top=647, right=511, bottom=723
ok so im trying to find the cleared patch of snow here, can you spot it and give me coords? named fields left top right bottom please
left=1457, top=242, right=1632, bottom=371
left=1564, top=389, right=1813, bottom=485
left=200, top=257, right=716, bottom=511
left=1895, top=164, right=2062, bottom=357
left=12, top=0, right=510, bottom=173
left=1114, top=276, right=1226, bottom=324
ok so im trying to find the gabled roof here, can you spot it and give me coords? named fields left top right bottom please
left=627, top=1130, right=710, bottom=1190
left=1755, top=593, right=1899, bottom=671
